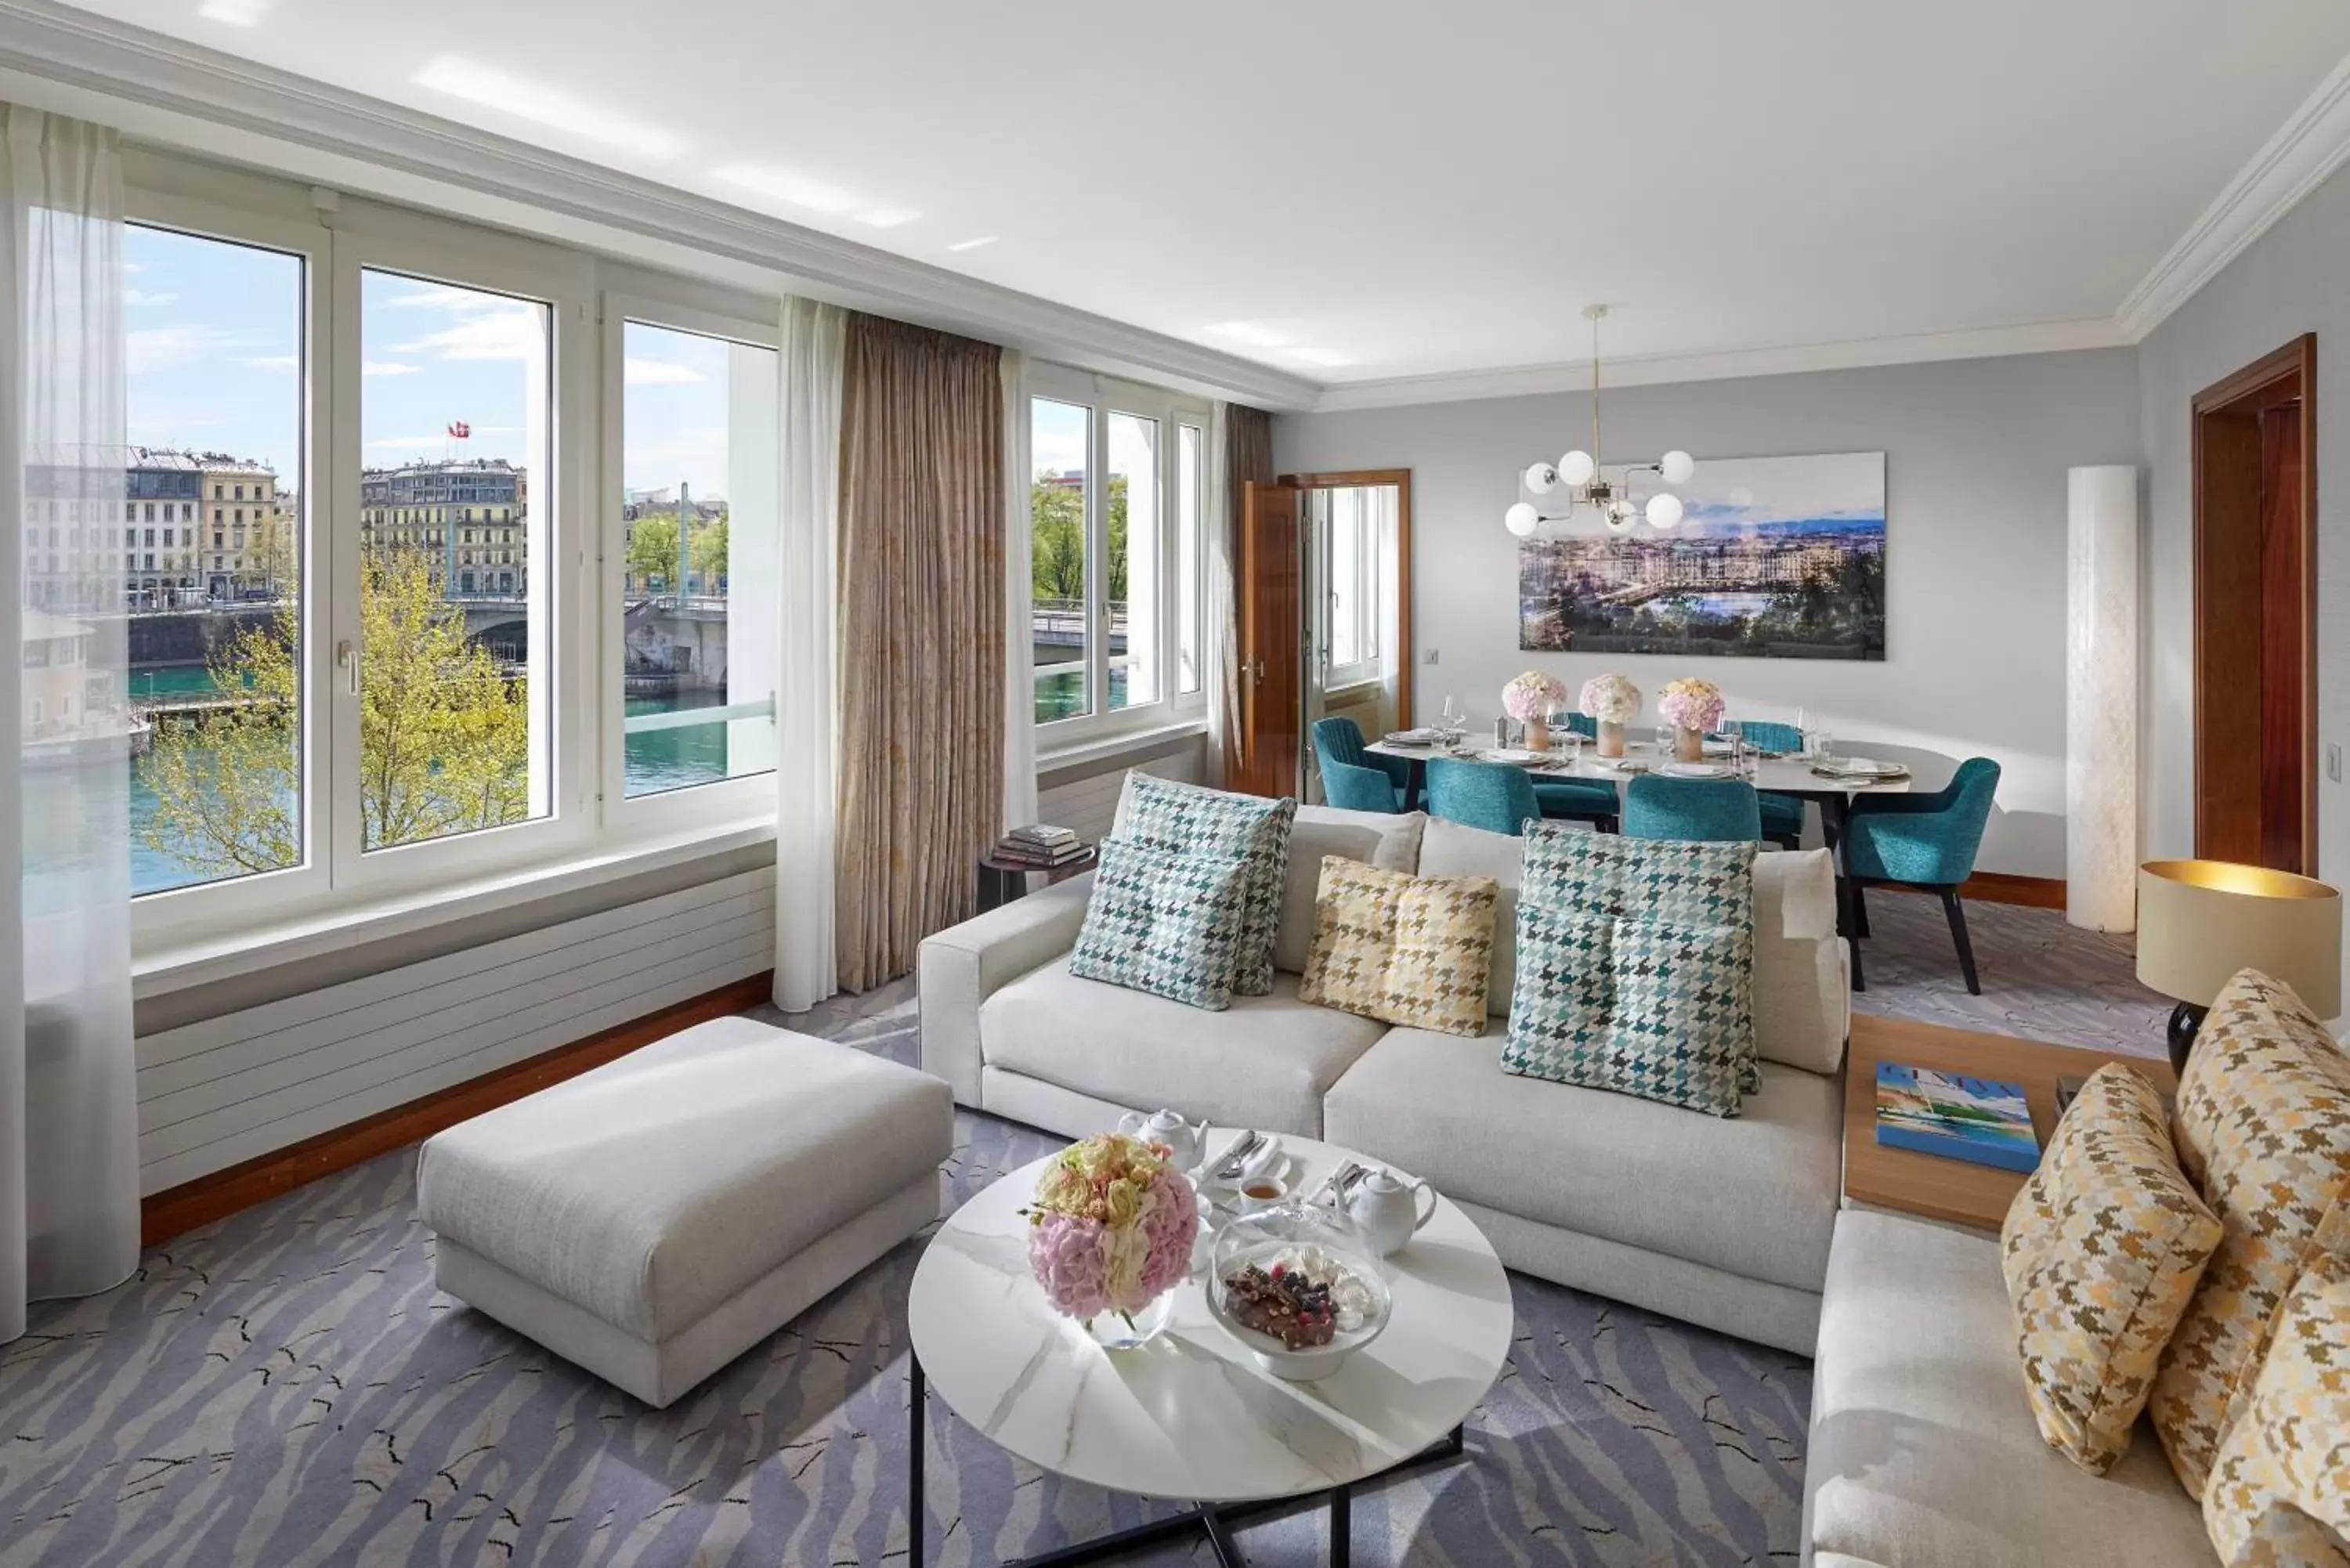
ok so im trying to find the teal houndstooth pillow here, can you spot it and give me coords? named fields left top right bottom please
left=1502, top=825, right=1758, bottom=1117
left=1069, top=840, right=1255, bottom=1010
left=1112, top=775, right=1296, bottom=996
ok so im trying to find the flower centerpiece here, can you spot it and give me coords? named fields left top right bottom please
left=1501, top=670, right=1570, bottom=750
left=1657, top=677, right=1726, bottom=763
left=1023, top=1132, right=1200, bottom=1349
left=1578, top=673, right=1642, bottom=757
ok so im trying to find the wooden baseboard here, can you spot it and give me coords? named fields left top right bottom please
left=139, top=970, right=777, bottom=1248
left=1874, top=872, right=2067, bottom=910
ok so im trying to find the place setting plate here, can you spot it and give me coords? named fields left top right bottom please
left=1659, top=761, right=1736, bottom=779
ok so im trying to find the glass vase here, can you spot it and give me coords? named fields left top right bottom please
left=1083, top=1288, right=1177, bottom=1350
left=1676, top=727, right=1705, bottom=763
left=1524, top=717, right=1550, bottom=751
left=1596, top=720, right=1625, bottom=758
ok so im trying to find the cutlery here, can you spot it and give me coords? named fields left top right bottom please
left=1209, top=1130, right=1264, bottom=1183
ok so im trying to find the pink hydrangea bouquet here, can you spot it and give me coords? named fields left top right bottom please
left=1657, top=677, right=1726, bottom=734
left=1024, top=1132, right=1199, bottom=1325
left=1578, top=673, right=1642, bottom=724
left=1500, top=670, right=1568, bottom=723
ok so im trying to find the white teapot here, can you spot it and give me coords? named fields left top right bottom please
left=1346, top=1167, right=1437, bottom=1257
left=1117, top=1108, right=1209, bottom=1171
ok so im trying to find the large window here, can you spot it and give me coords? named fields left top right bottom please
left=615, top=316, right=779, bottom=800
left=123, top=222, right=306, bottom=898
left=1029, top=370, right=1208, bottom=736
left=1318, top=483, right=1394, bottom=692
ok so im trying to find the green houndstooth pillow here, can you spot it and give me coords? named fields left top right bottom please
left=1502, top=826, right=1757, bottom=1117
left=1069, top=840, right=1256, bottom=1010
left=1112, top=775, right=1296, bottom=996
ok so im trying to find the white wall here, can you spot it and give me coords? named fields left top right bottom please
left=2138, top=159, right=2350, bottom=1011
left=1274, top=352, right=2142, bottom=876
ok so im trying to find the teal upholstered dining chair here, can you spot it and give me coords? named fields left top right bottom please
left=1426, top=754, right=1614, bottom=837
left=1320, top=756, right=1404, bottom=812
left=1728, top=720, right=1809, bottom=851
left=1622, top=775, right=1763, bottom=844
left=1312, top=715, right=1415, bottom=811
left=1841, top=757, right=2002, bottom=995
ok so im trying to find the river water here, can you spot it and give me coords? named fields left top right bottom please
left=128, top=668, right=732, bottom=895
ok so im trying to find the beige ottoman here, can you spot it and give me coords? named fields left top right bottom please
left=416, top=1017, right=952, bottom=1407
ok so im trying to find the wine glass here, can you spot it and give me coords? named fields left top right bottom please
left=1441, top=695, right=1464, bottom=744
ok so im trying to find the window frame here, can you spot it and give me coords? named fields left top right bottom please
left=1320, top=485, right=1386, bottom=694
left=1027, top=363, right=1209, bottom=747
left=597, top=288, right=782, bottom=833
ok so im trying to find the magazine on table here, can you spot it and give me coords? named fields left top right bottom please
left=1874, top=1062, right=2040, bottom=1172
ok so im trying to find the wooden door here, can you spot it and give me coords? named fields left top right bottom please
left=1238, top=480, right=1302, bottom=797
left=2193, top=334, right=2316, bottom=873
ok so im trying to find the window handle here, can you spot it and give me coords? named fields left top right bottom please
left=337, top=639, right=359, bottom=697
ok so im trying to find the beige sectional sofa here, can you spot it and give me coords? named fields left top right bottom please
left=919, top=804, right=1852, bottom=1354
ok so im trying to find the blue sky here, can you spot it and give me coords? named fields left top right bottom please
left=125, top=223, right=743, bottom=499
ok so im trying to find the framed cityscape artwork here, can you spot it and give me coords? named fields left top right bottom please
left=1517, top=450, right=1886, bottom=660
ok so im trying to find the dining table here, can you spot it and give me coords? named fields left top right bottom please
left=1365, top=735, right=1912, bottom=990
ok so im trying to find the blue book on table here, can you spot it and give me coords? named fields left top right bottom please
left=1874, top=1062, right=2041, bottom=1173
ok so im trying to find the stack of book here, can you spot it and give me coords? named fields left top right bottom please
left=992, top=824, right=1090, bottom=869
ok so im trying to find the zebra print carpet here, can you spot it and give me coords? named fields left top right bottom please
left=0, top=984, right=1812, bottom=1567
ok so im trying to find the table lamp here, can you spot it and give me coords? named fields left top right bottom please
left=2137, top=859, right=2341, bottom=1073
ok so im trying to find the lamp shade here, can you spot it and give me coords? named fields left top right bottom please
left=1504, top=502, right=1540, bottom=537
left=2137, top=859, right=2341, bottom=1017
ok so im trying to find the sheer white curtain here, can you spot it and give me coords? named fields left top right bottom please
left=2, top=106, right=137, bottom=1345
left=772, top=296, right=846, bottom=1013
left=1203, top=401, right=1236, bottom=787
left=999, top=349, right=1038, bottom=828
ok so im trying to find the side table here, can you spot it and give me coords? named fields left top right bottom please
left=1842, top=1013, right=2177, bottom=1231
left=978, top=844, right=1098, bottom=912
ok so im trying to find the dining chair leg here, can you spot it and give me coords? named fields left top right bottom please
left=1600, top=814, right=1619, bottom=836
left=1851, top=880, right=1871, bottom=939
left=1939, top=887, right=1980, bottom=995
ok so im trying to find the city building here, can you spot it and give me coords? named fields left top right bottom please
left=21, top=446, right=289, bottom=611
left=360, top=457, right=528, bottom=597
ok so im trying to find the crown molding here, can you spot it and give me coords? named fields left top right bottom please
left=0, top=0, right=1321, bottom=411
left=1311, top=316, right=2131, bottom=412
left=2116, top=51, right=2350, bottom=341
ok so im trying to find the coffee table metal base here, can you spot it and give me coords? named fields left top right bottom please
left=908, top=1352, right=1466, bottom=1567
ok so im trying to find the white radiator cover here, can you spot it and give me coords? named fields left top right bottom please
left=135, top=867, right=777, bottom=1194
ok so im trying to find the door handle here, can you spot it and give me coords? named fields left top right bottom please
left=1248, top=657, right=1265, bottom=683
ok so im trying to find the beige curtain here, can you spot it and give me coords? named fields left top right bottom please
left=1219, top=405, right=1274, bottom=782
left=834, top=314, right=1005, bottom=992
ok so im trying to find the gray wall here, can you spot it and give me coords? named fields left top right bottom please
left=2138, top=159, right=2350, bottom=1010
left=1274, top=350, right=2143, bottom=875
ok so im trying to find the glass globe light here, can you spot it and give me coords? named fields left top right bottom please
left=1558, top=450, right=1596, bottom=487
left=1523, top=462, right=1559, bottom=495
left=1646, top=492, right=1685, bottom=527
left=1659, top=449, right=1696, bottom=485
left=1504, top=502, right=1540, bottom=538
left=1601, top=500, right=1636, bottom=533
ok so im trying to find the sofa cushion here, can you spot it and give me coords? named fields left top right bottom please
left=1999, top=1064, right=2223, bottom=1474
left=980, top=956, right=1387, bottom=1138
left=2153, top=968, right=2350, bottom=1494
left=1415, top=818, right=1524, bottom=1015
left=1112, top=774, right=1297, bottom=996
left=1274, top=806, right=1426, bottom=974
left=1297, top=857, right=1498, bottom=1038
left=2204, top=1248, right=2350, bottom=1563
left=1505, top=825, right=1757, bottom=1116
left=1810, top=1209, right=2214, bottom=1568
left=1322, top=1021, right=1838, bottom=1293
left=1067, top=840, right=1253, bottom=1010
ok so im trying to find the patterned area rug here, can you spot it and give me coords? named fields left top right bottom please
left=2, top=985, right=1813, bottom=1567
left=1847, top=887, right=2169, bottom=1059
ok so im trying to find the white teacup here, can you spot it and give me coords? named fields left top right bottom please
left=1233, top=1171, right=1293, bottom=1212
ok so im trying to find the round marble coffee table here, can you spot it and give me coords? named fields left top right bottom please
left=906, top=1135, right=1513, bottom=1567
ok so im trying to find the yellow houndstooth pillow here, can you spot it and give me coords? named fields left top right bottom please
left=2001, top=1063, right=2223, bottom=1473
left=2202, top=1250, right=2350, bottom=1564
left=2151, top=968, right=2350, bottom=1496
left=1297, top=856, right=1499, bottom=1038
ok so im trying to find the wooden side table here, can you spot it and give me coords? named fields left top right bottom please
left=978, top=844, right=1097, bottom=912
left=1842, top=1013, right=2177, bottom=1231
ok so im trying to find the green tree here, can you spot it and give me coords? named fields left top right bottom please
left=136, top=545, right=530, bottom=872
left=692, top=511, right=728, bottom=582
left=627, top=515, right=678, bottom=589
left=1030, top=476, right=1084, bottom=602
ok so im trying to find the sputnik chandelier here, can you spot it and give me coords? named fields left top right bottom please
left=1505, top=304, right=1694, bottom=537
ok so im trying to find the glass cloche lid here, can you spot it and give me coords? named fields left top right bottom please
left=1208, top=1196, right=1391, bottom=1377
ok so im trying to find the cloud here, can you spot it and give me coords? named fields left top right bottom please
left=124, top=290, right=180, bottom=308
left=391, top=304, right=544, bottom=363
left=244, top=354, right=298, bottom=373
left=130, top=324, right=255, bottom=378
left=363, top=360, right=421, bottom=378
left=624, top=356, right=706, bottom=387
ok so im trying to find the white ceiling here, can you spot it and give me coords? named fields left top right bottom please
left=42, top=0, right=2350, bottom=388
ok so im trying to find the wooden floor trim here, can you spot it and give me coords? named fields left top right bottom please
left=139, top=971, right=777, bottom=1248
left=1873, top=872, right=2068, bottom=911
